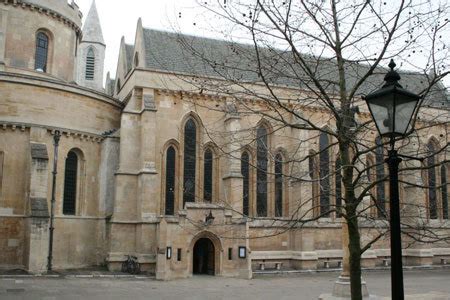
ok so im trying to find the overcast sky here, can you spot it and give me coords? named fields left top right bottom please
left=76, top=0, right=211, bottom=79
left=75, top=0, right=449, bottom=88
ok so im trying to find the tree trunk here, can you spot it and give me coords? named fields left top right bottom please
left=347, top=213, right=363, bottom=300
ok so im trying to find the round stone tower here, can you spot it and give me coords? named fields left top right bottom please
left=0, top=0, right=83, bottom=81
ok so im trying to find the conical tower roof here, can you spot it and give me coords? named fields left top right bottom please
left=82, top=0, right=104, bottom=44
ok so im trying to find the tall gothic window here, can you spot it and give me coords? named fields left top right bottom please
left=442, top=164, right=448, bottom=219
left=241, top=152, right=250, bottom=216
left=63, top=151, right=78, bottom=215
left=165, top=146, right=176, bottom=215
left=427, top=142, right=438, bottom=219
left=275, top=154, right=283, bottom=217
left=256, top=126, right=268, bottom=217
left=203, top=149, right=213, bottom=202
left=85, top=48, right=95, bottom=80
left=375, top=137, right=386, bottom=218
left=335, top=156, right=342, bottom=217
left=35, top=32, right=49, bottom=72
left=183, top=119, right=197, bottom=205
left=319, top=133, right=330, bottom=217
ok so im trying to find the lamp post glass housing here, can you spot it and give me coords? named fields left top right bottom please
left=364, top=59, right=421, bottom=300
left=365, top=60, right=421, bottom=139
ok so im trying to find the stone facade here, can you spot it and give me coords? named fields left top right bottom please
left=0, top=0, right=449, bottom=280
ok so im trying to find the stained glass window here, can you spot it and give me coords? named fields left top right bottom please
left=204, top=149, right=213, bottom=202
left=375, top=137, right=386, bottom=218
left=63, top=151, right=78, bottom=215
left=35, top=32, right=49, bottom=72
left=442, top=164, right=448, bottom=219
left=335, top=156, right=342, bottom=217
left=241, top=152, right=250, bottom=216
left=165, top=146, right=176, bottom=215
left=183, top=119, right=197, bottom=204
left=319, top=133, right=330, bottom=217
left=256, top=126, right=268, bottom=217
left=275, top=154, right=283, bottom=217
left=427, top=142, right=437, bottom=219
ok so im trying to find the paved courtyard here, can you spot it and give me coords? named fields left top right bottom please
left=0, top=269, right=449, bottom=299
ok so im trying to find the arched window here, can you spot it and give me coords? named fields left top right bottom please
left=427, top=142, right=438, bottom=219
left=256, top=126, right=268, bottom=217
left=35, top=32, right=49, bottom=72
left=335, top=156, right=342, bottom=218
left=63, top=151, right=78, bottom=215
left=165, top=146, right=176, bottom=215
left=183, top=119, right=197, bottom=205
left=241, top=151, right=250, bottom=216
left=275, top=153, right=283, bottom=217
left=319, top=133, right=330, bottom=217
left=375, top=137, right=386, bottom=218
left=85, top=48, right=95, bottom=80
left=203, top=148, right=213, bottom=202
left=309, top=151, right=319, bottom=216
left=442, top=164, right=448, bottom=219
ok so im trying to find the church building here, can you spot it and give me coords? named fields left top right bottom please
left=0, top=0, right=448, bottom=280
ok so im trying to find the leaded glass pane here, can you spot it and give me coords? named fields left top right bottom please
left=165, top=146, right=176, bottom=215
left=241, top=152, right=250, bottom=216
left=375, top=137, right=386, bottom=218
left=335, top=157, right=342, bottom=217
left=204, top=149, right=213, bottom=202
left=256, top=126, right=268, bottom=217
left=35, top=32, right=48, bottom=72
left=428, top=143, right=437, bottom=219
left=275, top=154, right=283, bottom=217
left=319, top=133, right=330, bottom=217
left=442, top=164, right=448, bottom=219
left=63, top=151, right=77, bottom=215
left=183, top=119, right=197, bottom=204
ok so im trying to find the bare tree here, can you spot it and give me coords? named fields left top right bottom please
left=167, top=0, right=450, bottom=298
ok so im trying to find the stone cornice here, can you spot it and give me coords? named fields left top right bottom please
left=0, top=71, right=123, bottom=108
left=2, top=0, right=82, bottom=34
left=0, top=121, right=109, bottom=143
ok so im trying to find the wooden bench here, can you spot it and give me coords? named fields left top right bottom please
left=259, top=261, right=283, bottom=270
left=323, top=258, right=342, bottom=269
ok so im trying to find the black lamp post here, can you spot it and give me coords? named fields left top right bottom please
left=47, top=130, right=61, bottom=272
left=364, top=60, right=421, bottom=300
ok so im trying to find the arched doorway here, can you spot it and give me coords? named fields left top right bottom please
left=193, top=238, right=215, bottom=275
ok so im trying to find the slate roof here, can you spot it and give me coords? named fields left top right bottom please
left=141, top=28, right=449, bottom=108
left=125, top=44, right=134, bottom=74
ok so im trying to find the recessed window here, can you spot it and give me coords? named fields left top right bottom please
left=319, top=133, right=330, bottom=217
left=275, top=154, right=283, bottom=217
left=165, top=146, right=176, bottom=215
left=228, top=248, right=233, bottom=260
left=241, top=152, right=250, bottom=216
left=335, top=156, right=342, bottom=217
left=177, top=248, right=182, bottom=261
left=203, top=149, right=213, bottom=202
left=183, top=119, right=197, bottom=205
left=85, top=48, right=95, bottom=80
left=441, top=164, right=448, bottom=219
left=427, top=142, right=438, bottom=219
left=375, top=137, right=386, bottom=218
left=35, top=32, right=49, bottom=72
left=256, top=126, right=268, bottom=217
left=63, top=151, right=78, bottom=215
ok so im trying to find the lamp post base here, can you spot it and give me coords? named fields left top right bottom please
left=319, top=276, right=379, bottom=299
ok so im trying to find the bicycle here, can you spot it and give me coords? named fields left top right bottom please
left=121, top=255, right=140, bottom=274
